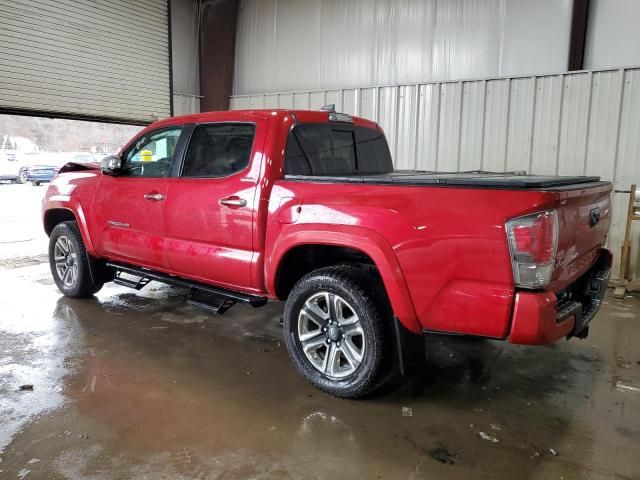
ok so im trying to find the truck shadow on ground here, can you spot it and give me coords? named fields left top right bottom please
left=393, top=332, right=600, bottom=404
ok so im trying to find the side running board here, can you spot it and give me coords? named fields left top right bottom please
left=187, top=288, right=237, bottom=315
left=106, top=262, right=268, bottom=313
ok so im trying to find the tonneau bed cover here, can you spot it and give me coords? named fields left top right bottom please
left=284, top=171, right=604, bottom=189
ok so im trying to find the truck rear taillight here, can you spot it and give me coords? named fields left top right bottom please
left=506, top=210, right=558, bottom=289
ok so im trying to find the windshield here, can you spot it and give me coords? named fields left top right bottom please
left=284, top=123, right=393, bottom=176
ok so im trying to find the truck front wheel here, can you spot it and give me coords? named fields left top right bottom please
left=283, top=266, right=392, bottom=398
left=49, top=221, right=104, bottom=298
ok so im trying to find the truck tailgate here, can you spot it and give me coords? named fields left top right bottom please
left=549, top=183, right=612, bottom=291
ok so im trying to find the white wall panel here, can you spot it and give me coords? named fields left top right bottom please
left=395, top=86, right=419, bottom=170
left=377, top=87, right=399, bottom=161
left=231, top=66, right=640, bottom=278
left=171, top=0, right=200, bottom=116
left=279, top=93, right=294, bottom=109
left=172, top=94, right=200, bottom=117
left=234, top=0, right=572, bottom=95
left=459, top=81, right=485, bottom=172
left=437, top=82, right=463, bottom=171
left=264, top=94, right=278, bottom=109
left=585, top=70, right=623, bottom=180
left=482, top=79, right=510, bottom=172
left=325, top=91, right=341, bottom=111
left=558, top=73, right=591, bottom=176
left=309, top=92, right=326, bottom=112
left=342, top=89, right=358, bottom=116
left=615, top=70, right=640, bottom=278
left=505, top=77, right=535, bottom=173
left=293, top=92, right=310, bottom=110
left=359, top=88, right=377, bottom=121
left=415, top=84, right=440, bottom=172
left=531, top=76, right=563, bottom=175
left=0, top=0, right=170, bottom=124
left=585, top=0, right=640, bottom=70
left=500, top=0, right=572, bottom=77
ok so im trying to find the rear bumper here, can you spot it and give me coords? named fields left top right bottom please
left=508, top=248, right=612, bottom=345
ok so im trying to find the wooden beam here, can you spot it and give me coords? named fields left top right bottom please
left=199, top=0, right=239, bottom=112
left=568, top=0, right=590, bottom=71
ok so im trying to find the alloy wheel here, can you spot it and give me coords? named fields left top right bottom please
left=297, top=291, right=365, bottom=378
left=53, top=235, right=78, bottom=287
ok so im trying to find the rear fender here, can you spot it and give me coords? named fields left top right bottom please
left=267, top=225, right=421, bottom=333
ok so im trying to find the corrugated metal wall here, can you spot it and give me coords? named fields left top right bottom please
left=230, top=66, right=640, bottom=278
left=234, top=0, right=573, bottom=96
left=0, top=0, right=171, bottom=124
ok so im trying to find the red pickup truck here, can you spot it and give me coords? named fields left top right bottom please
left=43, top=108, right=612, bottom=398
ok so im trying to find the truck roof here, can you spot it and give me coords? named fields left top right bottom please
left=148, top=109, right=379, bottom=130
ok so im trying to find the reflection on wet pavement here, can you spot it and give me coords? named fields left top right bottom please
left=1, top=262, right=639, bottom=479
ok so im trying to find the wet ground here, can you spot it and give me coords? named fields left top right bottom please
left=1, top=184, right=639, bottom=479
left=0, top=184, right=48, bottom=264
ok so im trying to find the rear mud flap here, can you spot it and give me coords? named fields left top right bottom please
left=393, top=317, right=425, bottom=376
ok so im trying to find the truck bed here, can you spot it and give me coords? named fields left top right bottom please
left=284, top=171, right=604, bottom=189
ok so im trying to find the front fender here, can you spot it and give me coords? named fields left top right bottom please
left=266, top=224, right=421, bottom=333
left=43, top=195, right=97, bottom=257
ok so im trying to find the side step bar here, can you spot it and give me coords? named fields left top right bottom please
left=113, top=270, right=151, bottom=290
left=106, top=262, right=268, bottom=312
left=187, top=288, right=237, bottom=315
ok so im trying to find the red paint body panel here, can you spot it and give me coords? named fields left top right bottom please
left=508, top=291, right=575, bottom=345
left=549, top=185, right=612, bottom=292
left=266, top=182, right=555, bottom=338
left=162, top=117, right=268, bottom=291
left=43, top=170, right=101, bottom=257
left=163, top=177, right=255, bottom=289
left=265, top=220, right=421, bottom=332
left=42, top=109, right=613, bottom=345
left=92, top=176, right=170, bottom=269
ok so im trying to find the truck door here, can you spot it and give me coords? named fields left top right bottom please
left=164, top=121, right=264, bottom=290
left=92, top=126, right=185, bottom=269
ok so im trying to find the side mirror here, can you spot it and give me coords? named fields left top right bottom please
left=101, top=155, right=122, bottom=175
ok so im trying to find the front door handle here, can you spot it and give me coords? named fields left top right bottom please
left=144, top=192, right=165, bottom=201
left=219, top=196, right=247, bottom=208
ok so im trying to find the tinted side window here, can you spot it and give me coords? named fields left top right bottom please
left=182, top=123, right=255, bottom=178
left=122, top=127, right=183, bottom=178
left=284, top=124, right=393, bottom=176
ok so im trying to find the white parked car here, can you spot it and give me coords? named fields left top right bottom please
left=0, top=150, right=26, bottom=183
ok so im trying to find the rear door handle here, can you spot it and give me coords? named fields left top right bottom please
left=219, top=196, right=247, bottom=208
left=144, top=192, right=165, bottom=201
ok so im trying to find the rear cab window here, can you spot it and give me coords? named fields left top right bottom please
left=284, top=123, right=393, bottom=176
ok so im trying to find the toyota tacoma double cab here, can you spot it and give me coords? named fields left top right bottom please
left=43, top=107, right=612, bottom=398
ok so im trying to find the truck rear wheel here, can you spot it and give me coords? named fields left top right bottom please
left=283, top=266, right=392, bottom=398
left=49, top=221, right=104, bottom=298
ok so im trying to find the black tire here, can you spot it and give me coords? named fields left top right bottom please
left=33, top=181, right=41, bottom=186
left=283, top=266, right=393, bottom=399
left=49, top=221, right=104, bottom=298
